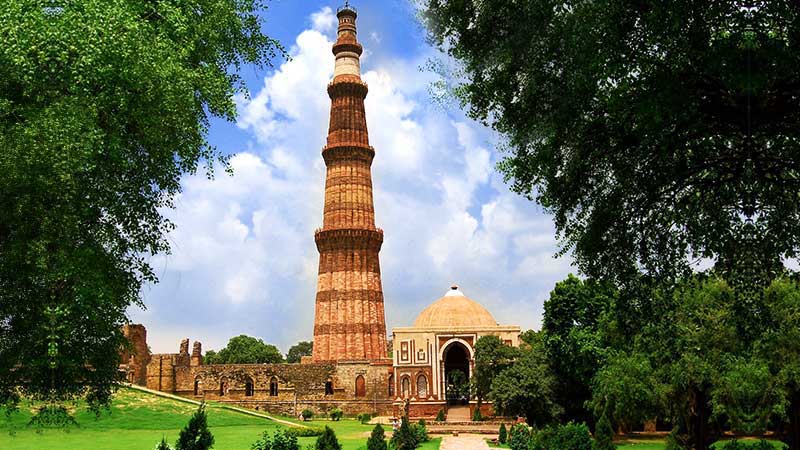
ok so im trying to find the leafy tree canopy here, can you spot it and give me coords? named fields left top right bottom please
left=286, top=341, right=313, bottom=363
left=0, top=0, right=282, bottom=413
left=423, top=0, right=800, bottom=286
left=472, top=335, right=517, bottom=404
left=204, top=335, right=283, bottom=364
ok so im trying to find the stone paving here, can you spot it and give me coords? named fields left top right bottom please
left=440, top=434, right=492, bottom=450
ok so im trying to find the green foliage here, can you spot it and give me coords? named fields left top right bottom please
left=543, top=275, right=616, bottom=424
left=175, top=404, right=214, bottom=450
left=710, top=358, right=785, bottom=435
left=284, top=427, right=324, bottom=438
left=156, top=437, right=173, bottom=450
left=204, top=335, right=283, bottom=364
left=314, top=426, right=341, bottom=450
left=590, top=352, right=661, bottom=431
left=471, top=408, right=483, bottom=422
left=328, top=408, right=343, bottom=422
left=508, top=424, right=531, bottom=450
left=301, top=410, right=314, bottom=421
left=286, top=342, right=313, bottom=364
left=472, top=335, right=517, bottom=404
left=250, top=430, right=299, bottom=450
left=391, top=418, right=420, bottom=450
left=357, top=413, right=373, bottom=424
left=498, top=423, right=508, bottom=444
left=435, top=410, right=445, bottom=422
left=490, top=331, right=561, bottom=426
left=0, top=0, right=283, bottom=414
left=446, top=370, right=469, bottom=401
left=531, top=423, right=593, bottom=450
left=718, top=440, right=785, bottom=450
left=594, top=414, right=615, bottom=450
left=422, top=0, right=799, bottom=287
left=367, top=424, right=388, bottom=450
left=415, top=419, right=429, bottom=443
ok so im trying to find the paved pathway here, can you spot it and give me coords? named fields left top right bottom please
left=440, top=435, right=491, bottom=450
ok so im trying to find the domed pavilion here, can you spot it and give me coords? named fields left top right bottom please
left=390, top=285, right=521, bottom=418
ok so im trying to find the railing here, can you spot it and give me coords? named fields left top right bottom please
left=337, top=2, right=356, bottom=14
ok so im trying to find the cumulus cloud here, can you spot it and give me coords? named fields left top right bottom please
left=131, top=6, right=574, bottom=353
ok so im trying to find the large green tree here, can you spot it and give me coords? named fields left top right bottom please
left=0, top=0, right=282, bottom=413
left=423, top=0, right=800, bottom=285
left=286, top=341, right=313, bottom=363
left=489, top=331, right=561, bottom=426
left=204, top=335, right=283, bottom=364
left=542, top=274, right=616, bottom=424
left=471, top=335, right=517, bottom=406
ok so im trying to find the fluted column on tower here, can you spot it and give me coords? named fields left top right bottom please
left=312, top=3, right=388, bottom=362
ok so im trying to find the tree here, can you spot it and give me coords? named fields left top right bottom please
left=594, top=413, right=616, bottom=450
left=366, top=424, right=388, bottom=450
left=0, top=0, right=282, bottom=413
left=472, top=335, right=517, bottom=406
left=590, top=352, right=661, bottom=433
left=498, top=423, right=508, bottom=444
left=508, top=424, right=531, bottom=450
left=542, top=275, right=616, bottom=424
left=391, top=418, right=420, bottom=450
left=490, top=331, right=561, bottom=426
left=315, top=426, right=341, bottom=450
left=250, top=430, right=300, bottom=450
left=175, top=403, right=214, bottom=450
left=422, top=1, right=800, bottom=287
left=156, top=437, right=173, bottom=450
left=204, top=335, right=283, bottom=364
left=286, top=341, right=313, bottom=363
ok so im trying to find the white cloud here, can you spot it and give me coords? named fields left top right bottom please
left=132, top=7, right=575, bottom=354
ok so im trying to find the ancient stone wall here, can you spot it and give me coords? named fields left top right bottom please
left=120, top=324, right=150, bottom=385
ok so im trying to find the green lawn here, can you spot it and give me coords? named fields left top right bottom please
left=0, top=388, right=439, bottom=450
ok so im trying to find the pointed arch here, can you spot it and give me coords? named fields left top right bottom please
left=355, top=374, right=366, bottom=397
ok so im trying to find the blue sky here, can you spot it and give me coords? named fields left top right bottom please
left=129, top=1, right=576, bottom=354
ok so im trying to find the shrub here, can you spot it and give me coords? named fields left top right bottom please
left=415, top=419, right=430, bottom=443
left=175, top=403, right=214, bottom=450
left=315, top=426, right=342, bottom=450
left=472, top=408, right=483, bottom=422
left=391, top=418, right=420, bottom=450
left=509, top=424, right=531, bottom=450
left=285, top=427, right=325, bottom=438
left=156, top=437, right=173, bottom=450
left=367, top=424, right=388, bottom=450
left=435, top=410, right=445, bottom=422
left=532, top=423, right=593, bottom=450
left=250, top=430, right=300, bottom=450
left=329, top=408, right=343, bottom=421
left=301, top=409, right=314, bottom=421
left=358, top=413, right=374, bottom=424
left=498, top=424, right=508, bottom=444
left=594, top=414, right=615, bottom=450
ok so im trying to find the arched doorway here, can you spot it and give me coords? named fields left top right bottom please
left=443, top=342, right=471, bottom=405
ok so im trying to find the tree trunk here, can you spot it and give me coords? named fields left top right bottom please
left=687, top=387, right=716, bottom=450
left=788, top=392, right=800, bottom=450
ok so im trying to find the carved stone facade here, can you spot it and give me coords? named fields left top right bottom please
left=312, top=4, right=388, bottom=362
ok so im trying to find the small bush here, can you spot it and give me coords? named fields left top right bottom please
left=367, top=424, right=388, bottom=450
left=415, top=419, right=430, bottom=443
left=301, top=409, right=314, bottom=421
left=285, top=427, right=325, bottom=438
left=509, top=424, right=531, bottom=450
left=155, top=437, right=173, bottom=450
left=175, top=403, right=214, bottom=450
left=472, top=408, right=483, bottom=422
left=391, top=418, right=420, bottom=450
left=435, top=410, right=445, bottom=422
left=250, top=430, right=300, bottom=450
left=329, top=408, right=343, bottom=421
left=532, top=423, right=592, bottom=450
left=498, top=423, right=508, bottom=444
left=315, top=426, right=342, bottom=450
left=594, top=414, right=615, bottom=450
left=358, top=413, right=374, bottom=424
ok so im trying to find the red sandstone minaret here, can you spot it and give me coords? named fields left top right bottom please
left=312, top=2, right=388, bottom=362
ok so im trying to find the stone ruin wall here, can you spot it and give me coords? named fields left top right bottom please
left=134, top=329, right=394, bottom=417
left=120, top=324, right=150, bottom=385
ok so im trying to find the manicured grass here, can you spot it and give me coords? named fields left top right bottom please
left=0, top=388, right=440, bottom=450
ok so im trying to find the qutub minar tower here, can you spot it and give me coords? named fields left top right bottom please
left=312, top=3, right=388, bottom=362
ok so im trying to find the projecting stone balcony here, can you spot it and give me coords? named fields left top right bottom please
left=314, top=227, right=384, bottom=252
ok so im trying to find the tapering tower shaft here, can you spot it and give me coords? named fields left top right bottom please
left=312, top=4, right=387, bottom=362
